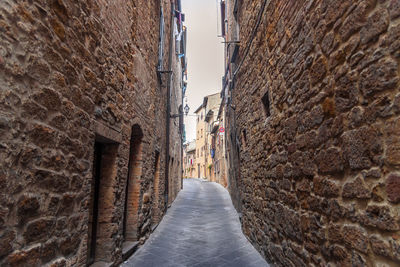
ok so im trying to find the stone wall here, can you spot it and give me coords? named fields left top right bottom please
left=227, top=0, right=400, bottom=266
left=0, top=0, right=183, bottom=266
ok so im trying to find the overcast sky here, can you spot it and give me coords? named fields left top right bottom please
left=182, top=0, right=224, bottom=142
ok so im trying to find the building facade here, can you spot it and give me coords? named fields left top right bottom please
left=221, top=0, right=400, bottom=266
left=0, top=0, right=187, bottom=266
left=194, top=104, right=206, bottom=178
left=210, top=104, right=228, bottom=187
left=194, top=93, right=221, bottom=180
left=183, top=140, right=196, bottom=178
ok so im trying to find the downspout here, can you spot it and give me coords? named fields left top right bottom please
left=164, top=0, right=175, bottom=209
left=180, top=106, right=183, bottom=189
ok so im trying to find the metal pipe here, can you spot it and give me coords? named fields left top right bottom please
left=164, top=0, right=175, bottom=209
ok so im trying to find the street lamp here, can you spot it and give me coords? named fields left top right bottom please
left=184, top=103, right=190, bottom=116
left=170, top=104, right=190, bottom=118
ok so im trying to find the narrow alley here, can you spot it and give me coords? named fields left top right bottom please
left=122, top=179, right=268, bottom=267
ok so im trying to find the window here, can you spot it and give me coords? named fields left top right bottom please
left=242, top=129, right=247, bottom=147
left=220, top=1, right=226, bottom=37
left=261, top=91, right=271, bottom=117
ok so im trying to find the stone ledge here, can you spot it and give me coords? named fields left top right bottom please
left=94, top=120, right=122, bottom=144
left=89, top=261, right=113, bottom=267
left=122, top=241, right=140, bottom=261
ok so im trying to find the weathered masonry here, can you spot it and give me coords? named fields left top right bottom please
left=221, top=0, right=400, bottom=266
left=0, top=0, right=187, bottom=266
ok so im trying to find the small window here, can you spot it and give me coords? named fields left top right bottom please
left=233, top=0, right=240, bottom=18
left=261, top=91, right=270, bottom=117
left=220, top=1, right=226, bottom=37
left=242, top=129, right=247, bottom=147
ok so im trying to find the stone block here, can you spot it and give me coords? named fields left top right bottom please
left=313, top=176, right=339, bottom=198
left=361, top=168, right=381, bottom=179
left=327, top=224, right=342, bottom=243
left=342, top=225, right=368, bottom=253
left=359, top=58, right=398, bottom=98
left=342, top=126, right=382, bottom=170
left=370, top=235, right=391, bottom=258
left=0, top=230, right=15, bottom=258
left=389, top=0, right=400, bottom=19
left=58, top=194, right=75, bottom=216
left=309, top=57, right=327, bottom=85
left=17, top=194, right=40, bottom=223
left=342, top=176, right=371, bottom=199
left=59, top=233, right=80, bottom=256
left=35, top=169, right=69, bottom=193
left=6, top=245, right=41, bottom=267
left=331, top=244, right=348, bottom=261
left=339, top=2, right=368, bottom=41
left=315, top=147, right=344, bottom=174
left=359, top=205, right=399, bottom=231
left=32, top=87, right=62, bottom=111
left=360, top=8, right=389, bottom=44
left=28, top=123, right=58, bottom=149
left=41, top=239, right=57, bottom=263
left=372, top=183, right=385, bottom=202
left=386, top=173, right=400, bottom=203
left=24, top=218, right=55, bottom=243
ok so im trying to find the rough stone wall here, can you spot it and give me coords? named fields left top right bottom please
left=168, top=26, right=184, bottom=203
left=230, top=0, right=400, bottom=266
left=0, top=0, right=182, bottom=266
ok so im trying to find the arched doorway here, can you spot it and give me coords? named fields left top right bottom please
left=152, top=151, right=161, bottom=224
left=123, top=124, right=144, bottom=242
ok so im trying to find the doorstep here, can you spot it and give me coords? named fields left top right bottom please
left=122, top=241, right=140, bottom=260
left=89, top=261, right=113, bottom=267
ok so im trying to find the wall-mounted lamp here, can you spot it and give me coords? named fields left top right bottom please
left=170, top=103, right=190, bottom=118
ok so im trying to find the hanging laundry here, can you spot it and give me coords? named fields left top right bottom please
left=174, top=18, right=179, bottom=36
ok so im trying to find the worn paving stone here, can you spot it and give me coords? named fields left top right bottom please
left=122, top=179, right=269, bottom=267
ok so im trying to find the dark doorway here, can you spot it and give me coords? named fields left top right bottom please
left=87, top=142, right=102, bottom=265
left=87, top=139, right=119, bottom=265
left=197, top=164, right=200, bottom=178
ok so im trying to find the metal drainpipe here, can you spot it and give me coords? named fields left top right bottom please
left=181, top=93, right=184, bottom=189
left=164, top=0, right=175, bottom=210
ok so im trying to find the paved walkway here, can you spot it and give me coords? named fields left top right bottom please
left=121, top=178, right=269, bottom=267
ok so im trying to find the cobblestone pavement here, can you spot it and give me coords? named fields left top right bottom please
left=121, top=178, right=270, bottom=267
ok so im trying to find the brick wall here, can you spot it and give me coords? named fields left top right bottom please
left=225, top=0, right=400, bottom=265
left=0, top=0, right=183, bottom=265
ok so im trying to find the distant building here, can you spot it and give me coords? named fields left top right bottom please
left=210, top=103, right=227, bottom=187
left=194, top=93, right=221, bottom=180
left=183, top=140, right=196, bottom=178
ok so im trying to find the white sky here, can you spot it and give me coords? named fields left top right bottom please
left=182, top=0, right=224, bottom=142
